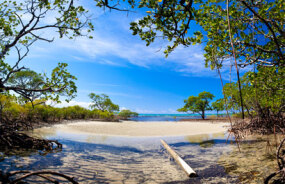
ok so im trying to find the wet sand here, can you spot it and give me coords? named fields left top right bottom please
left=42, top=121, right=229, bottom=137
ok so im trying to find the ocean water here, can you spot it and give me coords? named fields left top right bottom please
left=1, top=122, right=276, bottom=183
left=130, top=114, right=203, bottom=121
left=129, top=114, right=220, bottom=121
left=0, top=129, right=238, bottom=183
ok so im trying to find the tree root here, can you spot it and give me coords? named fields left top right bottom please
left=230, top=117, right=285, bottom=183
left=0, top=127, right=61, bottom=152
left=264, top=137, right=285, bottom=184
left=0, top=121, right=76, bottom=184
left=1, top=170, right=78, bottom=184
left=231, top=116, right=285, bottom=135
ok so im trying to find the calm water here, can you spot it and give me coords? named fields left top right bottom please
left=0, top=126, right=239, bottom=183
left=0, top=122, right=278, bottom=183
left=130, top=114, right=213, bottom=121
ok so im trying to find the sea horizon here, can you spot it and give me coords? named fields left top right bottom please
left=128, top=113, right=227, bottom=122
left=137, top=113, right=224, bottom=117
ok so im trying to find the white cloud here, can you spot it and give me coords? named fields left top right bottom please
left=19, top=5, right=242, bottom=79
left=120, top=107, right=128, bottom=110
left=55, top=31, right=213, bottom=75
left=72, top=56, right=86, bottom=61
left=13, top=3, right=212, bottom=76
left=166, top=45, right=215, bottom=76
left=98, top=59, right=127, bottom=67
left=56, top=33, right=164, bottom=68
left=78, top=89, right=142, bottom=99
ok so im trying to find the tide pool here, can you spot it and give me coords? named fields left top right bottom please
left=0, top=127, right=237, bottom=183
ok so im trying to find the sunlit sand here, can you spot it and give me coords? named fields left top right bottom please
left=38, top=121, right=229, bottom=137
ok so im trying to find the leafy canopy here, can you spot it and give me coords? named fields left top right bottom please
left=211, top=98, right=225, bottom=116
left=89, top=93, right=120, bottom=113
left=223, top=67, right=285, bottom=118
left=177, top=91, right=214, bottom=119
left=127, top=0, right=284, bottom=68
left=0, top=0, right=93, bottom=102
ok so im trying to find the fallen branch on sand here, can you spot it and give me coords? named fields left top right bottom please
left=161, top=139, right=198, bottom=178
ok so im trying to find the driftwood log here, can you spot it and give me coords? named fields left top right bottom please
left=161, top=139, right=197, bottom=177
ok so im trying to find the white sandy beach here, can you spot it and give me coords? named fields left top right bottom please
left=45, top=121, right=229, bottom=137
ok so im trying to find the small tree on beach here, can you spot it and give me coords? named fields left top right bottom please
left=89, top=93, right=119, bottom=113
left=177, top=91, right=214, bottom=119
left=212, top=99, right=225, bottom=117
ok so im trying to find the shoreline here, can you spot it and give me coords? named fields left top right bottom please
left=33, top=120, right=230, bottom=137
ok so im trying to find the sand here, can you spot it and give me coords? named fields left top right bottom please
left=50, top=121, right=229, bottom=137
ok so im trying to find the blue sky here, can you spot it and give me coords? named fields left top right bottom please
left=6, top=3, right=246, bottom=113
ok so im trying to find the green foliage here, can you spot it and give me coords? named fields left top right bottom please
left=3, top=101, right=27, bottom=123
left=223, top=82, right=240, bottom=112
left=8, top=70, right=43, bottom=89
left=199, top=0, right=284, bottom=69
left=0, top=92, right=16, bottom=122
left=97, top=110, right=115, bottom=121
left=0, top=0, right=93, bottom=103
left=0, top=92, right=15, bottom=110
left=42, top=63, right=77, bottom=103
left=8, top=70, right=44, bottom=102
left=177, top=91, right=214, bottom=119
left=5, top=64, right=77, bottom=104
left=0, top=94, right=117, bottom=126
left=61, top=105, right=88, bottom=119
left=223, top=67, right=285, bottom=118
left=231, top=112, right=252, bottom=119
left=118, top=109, right=138, bottom=119
left=0, top=0, right=93, bottom=56
left=211, top=98, right=225, bottom=116
left=89, top=93, right=119, bottom=113
left=97, top=0, right=284, bottom=123
left=129, top=0, right=197, bottom=56
left=127, top=0, right=284, bottom=67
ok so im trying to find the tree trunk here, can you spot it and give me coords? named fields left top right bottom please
left=237, top=74, right=245, bottom=119
left=0, top=106, right=2, bottom=124
left=244, top=104, right=253, bottom=119
left=226, top=0, right=245, bottom=119
left=201, top=111, right=205, bottom=119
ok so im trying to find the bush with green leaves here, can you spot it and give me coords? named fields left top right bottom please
left=0, top=93, right=117, bottom=129
left=118, top=110, right=138, bottom=120
left=226, top=67, right=284, bottom=119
